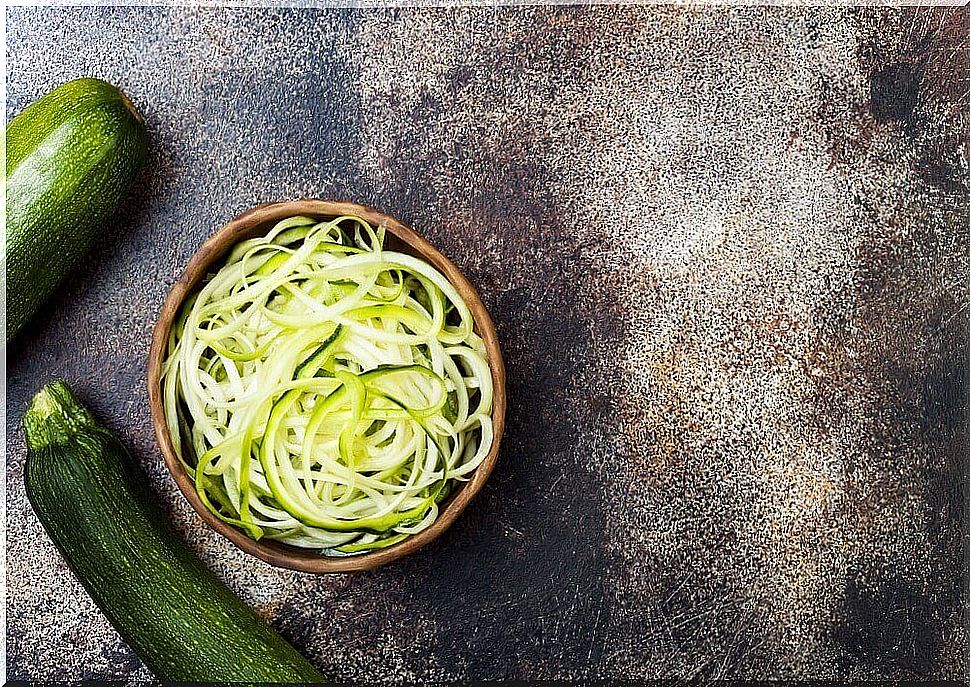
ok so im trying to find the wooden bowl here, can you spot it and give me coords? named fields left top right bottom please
left=147, top=200, right=506, bottom=573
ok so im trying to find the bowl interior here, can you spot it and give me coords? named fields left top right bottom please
left=148, top=200, right=505, bottom=573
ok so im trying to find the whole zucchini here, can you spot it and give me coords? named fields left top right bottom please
left=5, top=78, right=147, bottom=341
left=23, top=381, right=326, bottom=683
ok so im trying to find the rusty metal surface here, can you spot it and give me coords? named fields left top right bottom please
left=5, top=5, right=968, bottom=682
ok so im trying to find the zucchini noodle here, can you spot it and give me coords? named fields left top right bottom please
left=161, top=215, right=494, bottom=555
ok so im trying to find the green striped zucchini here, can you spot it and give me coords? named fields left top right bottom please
left=23, top=381, right=326, bottom=683
left=6, top=78, right=147, bottom=340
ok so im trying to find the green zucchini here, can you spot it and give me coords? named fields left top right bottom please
left=5, top=78, right=147, bottom=341
left=23, top=381, right=326, bottom=683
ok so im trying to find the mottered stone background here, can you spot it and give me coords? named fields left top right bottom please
left=5, top=5, right=969, bottom=682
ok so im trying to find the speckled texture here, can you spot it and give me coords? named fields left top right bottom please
left=5, top=5, right=968, bottom=683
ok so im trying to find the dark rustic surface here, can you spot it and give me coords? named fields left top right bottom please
left=5, top=5, right=969, bottom=683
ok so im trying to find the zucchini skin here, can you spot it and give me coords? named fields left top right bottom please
left=5, top=78, right=147, bottom=341
left=23, top=381, right=326, bottom=683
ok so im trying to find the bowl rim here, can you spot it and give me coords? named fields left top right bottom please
left=147, top=199, right=506, bottom=573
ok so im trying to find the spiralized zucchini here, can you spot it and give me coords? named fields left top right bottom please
left=161, top=215, right=494, bottom=555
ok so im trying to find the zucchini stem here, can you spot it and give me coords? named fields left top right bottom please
left=24, top=381, right=97, bottom=452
